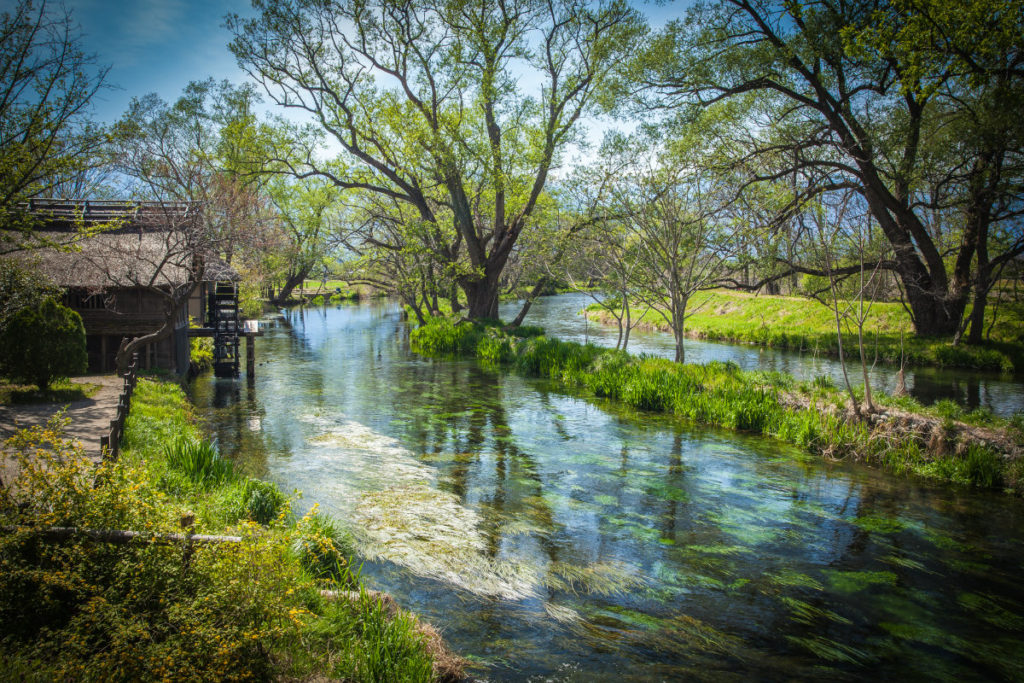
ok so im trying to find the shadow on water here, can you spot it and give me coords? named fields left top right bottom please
left=191, top=299, right=1024, bottom=681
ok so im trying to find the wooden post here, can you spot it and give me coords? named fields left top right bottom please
left=246, top=334, right=255, bottom=378
left=180, top=513, right=195, bottom=573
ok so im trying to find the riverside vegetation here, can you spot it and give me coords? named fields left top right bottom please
left=411, top=318, right=1024, bottom=494
left=584, top=290, right=1024, bottom=373
left=0, top=379, right=462, bottom=681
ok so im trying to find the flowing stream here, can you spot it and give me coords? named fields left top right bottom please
left=499, top=293, right=1024, bottom=417
left=192, top=298, right=1024, bottom=681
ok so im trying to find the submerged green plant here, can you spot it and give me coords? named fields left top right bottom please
left=410, top=318, right=1019, bottom=492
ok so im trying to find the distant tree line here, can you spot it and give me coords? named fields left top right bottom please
left=1, top=0, right=1020, bottom=370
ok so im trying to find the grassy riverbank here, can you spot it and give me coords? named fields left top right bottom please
left=0, top=379, right=461, bottom=681
left=584, top=290, right=1024, bottom=373
left=412, top=318, right=1024, bottom=494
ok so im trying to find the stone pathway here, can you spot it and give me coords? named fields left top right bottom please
left=0, top=375, right=123, bottom=485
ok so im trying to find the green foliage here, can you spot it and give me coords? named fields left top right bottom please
left=923, top=444, right=1004, bottom=489
left=412, top=318, right=1020, bottom=492
left=238, top=279, right=264, bottom=319
left=0, top=297, right=86, bottom=390
left=189, top=319, right=214, bottom=373
left=933, top=399, right=964, bottom=421
left=409, top=318, right=483, bottom=356
left=0, top=260, right=57, bottom=332
left=587, top=290, right=1024, bottom=373
left=164, top=436, right=236, bottom=487
left=239, top=478, right=289, bottom=525
left=1009, top=413, right=1024, bottom=445
left=293, top=510, right=357, bottom=584
left=813, top=375, right=836, bottom=390
left=0, top=380, right=444, bottom=681
left=0, top=0, right=109, bottom=245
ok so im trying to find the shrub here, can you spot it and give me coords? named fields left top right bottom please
left=0, top=298, right=86, bottom=390
left=240, top=478, right=288, bottom=525
left=0, top=259, right=57, bottom=332
left=0, top=383, right=446, bottom=682
left=293, top=510, right=357, bottom=584
left=189, top=319, right=214, bottom=372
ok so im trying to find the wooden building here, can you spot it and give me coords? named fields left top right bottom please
left=7, top=200, right=239, bottom=375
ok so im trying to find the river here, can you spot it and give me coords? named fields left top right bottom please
left=191, top=298, right=1024, bottom=681
left=498, top=292, right=1024, bottom=417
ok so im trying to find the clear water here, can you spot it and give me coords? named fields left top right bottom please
left=499, top=293, right=1024, bottom=417
left=191, top=300, right=1024, bottom=681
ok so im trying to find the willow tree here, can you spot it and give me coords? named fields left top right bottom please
left=228, top=0, right=641, bottom=319
left=638, top=0, right=1024, bottom=338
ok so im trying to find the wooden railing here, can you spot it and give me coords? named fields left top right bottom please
left=100, top=353, right=139, bottom=462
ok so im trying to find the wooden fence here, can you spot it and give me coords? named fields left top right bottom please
left=99, top=352, right=138, bottom=462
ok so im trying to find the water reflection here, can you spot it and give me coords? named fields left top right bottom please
left=191, top=300, right=1024, bottom=681
left=500, top=293, right=1024, bottom=416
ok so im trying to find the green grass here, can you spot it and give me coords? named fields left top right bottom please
left=0, top=378, right=100, bottom=405
left=0, top=379, right=457, bottom=681
left=586, top=290, right=1024, bottom=373
left=301, top=279, right=363, bottom=300
left=412, top=318, right=1023, bottom=494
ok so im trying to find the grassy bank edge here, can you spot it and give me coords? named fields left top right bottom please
left=410, top=318, right=1024, bottom=495
left=0, top=378, right=463, bottom=681
left=582, top=291, right=1024, bottom=373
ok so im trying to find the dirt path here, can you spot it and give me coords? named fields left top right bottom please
left=0, top=375, right=123, bottom=484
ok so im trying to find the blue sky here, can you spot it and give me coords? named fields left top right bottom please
left=48, top=0, right=258, bottom=123
left=3, top=0, right=684, bottom=156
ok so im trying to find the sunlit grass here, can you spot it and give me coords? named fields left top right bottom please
left=412, top=318, right=1022, bottom=493
left=586, top=289, right=1024, bottom=373
left=0, top=379, right=457, bottom=682
left=0, top=378, right=100, bottom=405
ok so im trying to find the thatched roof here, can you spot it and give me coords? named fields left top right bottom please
left=15, top=232, right=238, bottom=289
left=5, top=200, right=238, bottom=289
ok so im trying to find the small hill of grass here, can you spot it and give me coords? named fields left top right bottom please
left=585, top=290, right=1024, bottom=373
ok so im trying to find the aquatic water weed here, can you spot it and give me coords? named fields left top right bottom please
left=0, top=380, right=449, bottom=681
left=411, top=318, right=1022, bottom=492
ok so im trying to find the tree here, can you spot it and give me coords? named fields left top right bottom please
left=0, top=0, right=109, bottom=253
left=604, top=133, right=735, bottom=362
left=228, top=0, right=641, bottom=319
left=107, top=83, right=270, bottom=371
left=638, top=0, right=1024, bottom=337
left=267, top=176, right=342, bottom=302
left=0, top=297, right=86, bottom=390
left=337, top=191, right=458, bottom=324
left=802, top=190, right=887, bottom=415
left=0, top=257, right=56, bottom=333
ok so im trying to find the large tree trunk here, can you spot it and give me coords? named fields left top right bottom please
left=463, top=277, right=500, bottom=320
left=276, top=268, right=310, bottom=303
